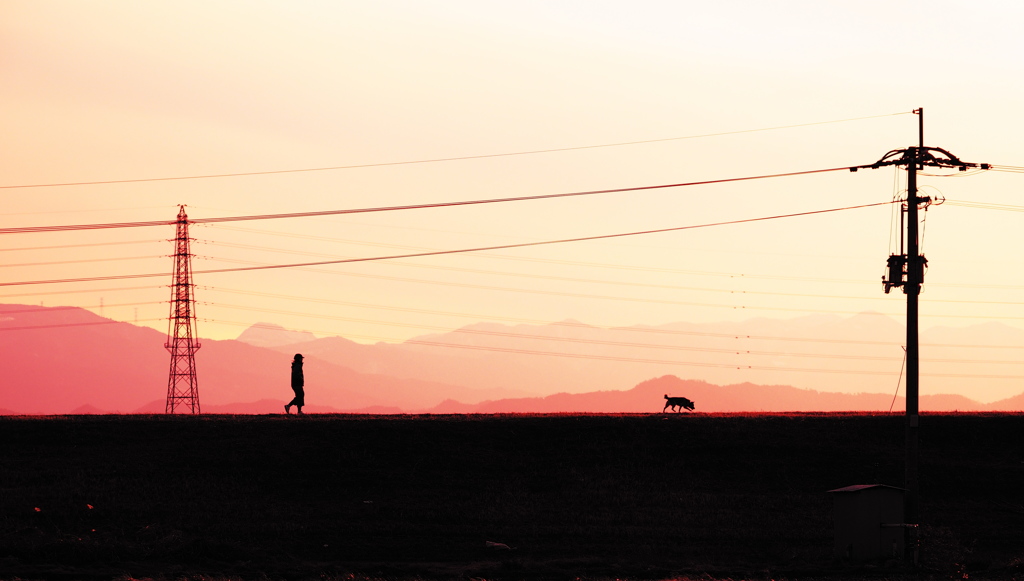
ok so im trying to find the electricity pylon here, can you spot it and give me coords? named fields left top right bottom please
left=853, top=108, right=988, bottom=560
left=165, top=205, right=201, bottom=414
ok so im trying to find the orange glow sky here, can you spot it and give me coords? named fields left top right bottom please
left=4, top=1, right=1024, bottom=401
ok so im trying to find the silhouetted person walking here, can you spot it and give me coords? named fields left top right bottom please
left=284, top=354, right=304, bottom=415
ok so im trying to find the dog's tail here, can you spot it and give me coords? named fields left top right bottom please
left=664, top=394, right=669, bottom=400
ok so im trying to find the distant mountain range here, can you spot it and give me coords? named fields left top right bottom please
left=250, top=312, right=1024, bottom=406
left=426, top=375, right=1008, bottom=414
left=235, top=322, right=317, bottom=348
left=1, top=303, right=1022, bottom=414
left=0, top=304, right=523, bottom=414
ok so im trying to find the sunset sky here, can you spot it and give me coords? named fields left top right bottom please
left=4, top=1, right=1024, bottom=401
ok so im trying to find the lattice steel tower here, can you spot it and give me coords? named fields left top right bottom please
left=165, top=205, right=201, bottom=414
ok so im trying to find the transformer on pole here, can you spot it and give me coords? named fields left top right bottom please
left=165, top=205, right=201, bottom=414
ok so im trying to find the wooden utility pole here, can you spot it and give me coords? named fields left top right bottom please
left=903, top=112, right=921, bottom=531
left=853, top=108, right=988, bottom=560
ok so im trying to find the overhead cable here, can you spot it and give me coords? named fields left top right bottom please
left=188, top=201, right=898, bottom=275
left=0, top=111, right=911, bottom=189
left=0, top=255, right=165, bottom=269
left=0, top=166, right=858, bottom=234
left=0, top=285, right=165, bottom=299
left=0, top=319, right=165, bottom=332
left=0, top=240, right=164, bottom=252
left=204, top=286, right=1024, bottom=349
left=988, top=164, right=1024, bottom=174
left=400, top=340, right=1024, bottom=379
left=0, top=200, right=894, bottom=286
left=945, top=199, right=1024, bottom=212
left=212, top=300, right=1024, bottom=363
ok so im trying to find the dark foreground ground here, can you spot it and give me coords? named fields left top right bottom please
left=0, top=413, right=1021, bottom=581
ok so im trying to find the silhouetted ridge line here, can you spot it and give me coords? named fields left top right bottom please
left=0, top=111, right=911, bottom=189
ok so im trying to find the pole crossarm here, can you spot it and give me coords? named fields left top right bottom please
left=851, top=147, right=990, bottom=172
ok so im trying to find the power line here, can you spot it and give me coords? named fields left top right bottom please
left=203, top=238, right=1024, bottom=306
left=205, top=285, right=905, bottom=346
left=208, top=300, right=899, bottom=359
left=0, top=271, right=168, bottom=287
left=202, top=315, right=1024, bottom=378
left=206, top=223, right=882, bottom=285
left=6, top=297, right=1023, bottom=359
left=0, top=200, right=894, bottom=286
left=200, top=254, right=903, bottom=316
left=0, top=166, right=857, bottom=234
left=397, top=340, right=1024, bottom=379
left=0, top=301, right=164, bottom=316
left=196, top=313, right=1024, bottom=379
left=200, top=298, right=1024, bottom=365
left=945, top=199, right=1024, bottom=212
left=0, top=240, right=164, bottom=252
left=191, top=201, right=896, bottom=275
left=243, top=258, right=1024, bottom=320
left=0, top=218, right=172, bottom=234
left=192, top=316, right=896, bottom=375
left=201, top=238, right=889, bottom=301
left=890, top=347, right=908, bottom=413
left=0, top=255, right=165, bottom=269
left=988, top=164, right=1024, bottom=174
left=0, top=285, right=166, bottom=299
left=0, top=112, right=911, bottom=190
left=0, top=318, right=165, bottom=332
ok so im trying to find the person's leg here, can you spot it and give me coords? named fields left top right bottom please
left=286, top=388, right=302, bottom=414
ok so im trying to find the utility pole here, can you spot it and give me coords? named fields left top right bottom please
left=165, top=205, right=201, bottom=414
left=854, top=108, right=988, bottom=560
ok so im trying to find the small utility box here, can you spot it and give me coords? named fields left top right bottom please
left=828, top=484, right=905, bottom=562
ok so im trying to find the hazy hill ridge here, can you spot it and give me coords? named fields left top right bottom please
left=0, top=304, right=519, bottom=414
left=2, top=304, right=1021, bottom=413
left=251, top=312, right=1024, bottom=405
left=428, top=375, right=999, bottom=414
left=235, top=322, right=317, bottom=348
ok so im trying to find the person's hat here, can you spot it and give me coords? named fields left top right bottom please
left=294, top=353, right=304, bottom=360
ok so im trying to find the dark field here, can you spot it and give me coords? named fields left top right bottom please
left=1, top=413, right=1022, bottom=581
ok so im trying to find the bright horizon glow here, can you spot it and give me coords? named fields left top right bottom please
left=3, top=1, right=1024, bottom=403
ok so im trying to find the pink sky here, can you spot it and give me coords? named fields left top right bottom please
left=3, top=1, right=1024, bottom=402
